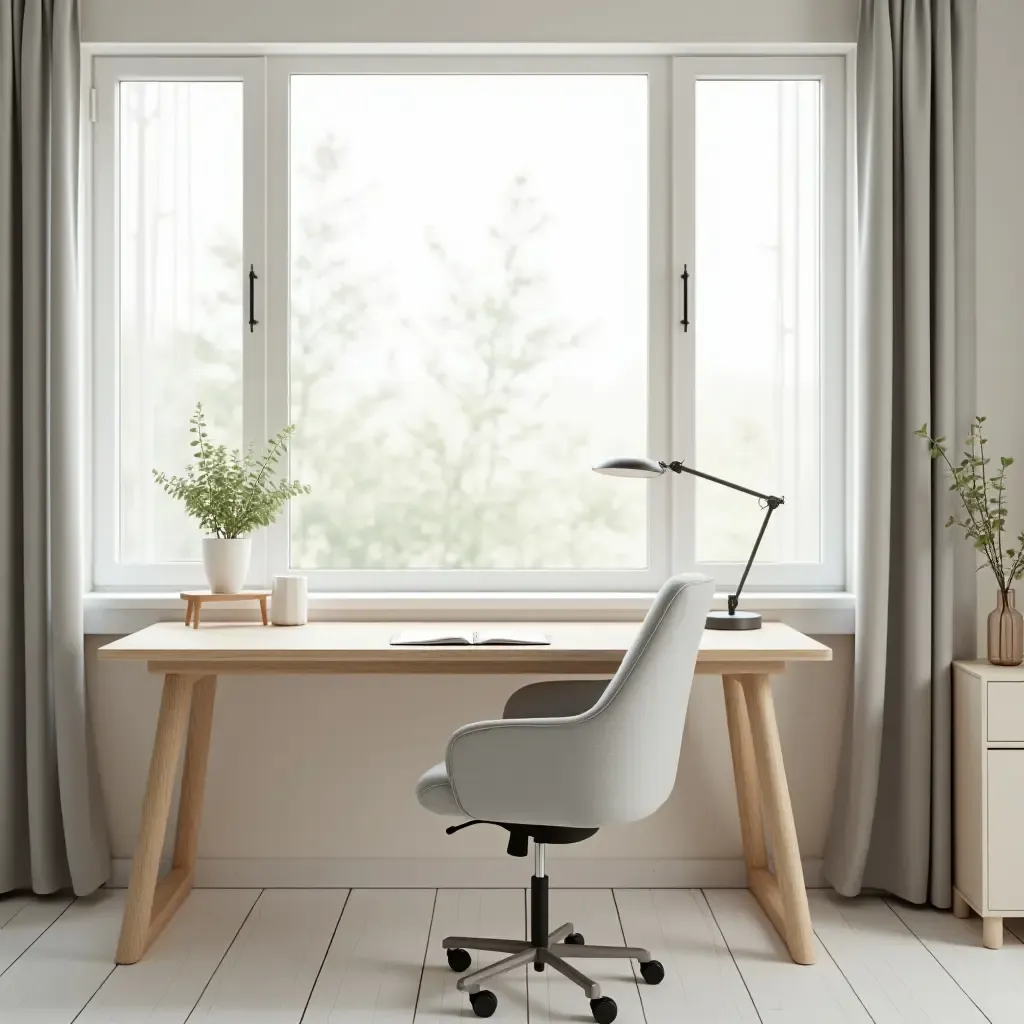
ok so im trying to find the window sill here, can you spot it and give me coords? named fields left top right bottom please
left=83, top=590, right=854, bottom=635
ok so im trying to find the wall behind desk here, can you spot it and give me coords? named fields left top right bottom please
left=86, top=635, right=851, bottom=886
left=82, top=0, right=857, bottom=44
left=81, top=0, right=859, bottom=886
left=77, top=0, right=1024, bottom=885
left=977, top=0, right=1024, bottom=638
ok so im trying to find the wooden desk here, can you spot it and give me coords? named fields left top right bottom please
left=100, top=620, right=831, bottom=966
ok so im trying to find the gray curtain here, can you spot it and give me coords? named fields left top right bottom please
left=824, top=0, right=976, bottom=905
left=0, top=0, right=110, bottom=895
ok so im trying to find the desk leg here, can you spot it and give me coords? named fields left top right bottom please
left=723, top=672, right=816, bottom=965
left=172, top=675, right=217, bottom=874
left=116, top=673, right=197, bottom=964
left=723, top=675, right=768, bottom=878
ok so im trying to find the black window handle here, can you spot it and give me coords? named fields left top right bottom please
left=248, top=264, right=258, bottom=333
left=680, top=264, right=690, bottom=332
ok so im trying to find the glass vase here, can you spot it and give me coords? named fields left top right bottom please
left=988, top=589, right=1024, bottom=666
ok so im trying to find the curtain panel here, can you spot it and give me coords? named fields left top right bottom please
left=0, top=0, right=110, bottom=895
left=825, top=0, right=977, bottom=905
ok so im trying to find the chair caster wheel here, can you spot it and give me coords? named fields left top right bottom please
left=447, top=948, right=472, bottom=972
left=590, top=996, right=618, bottom=1023
left=566, top=932, right=585, bottom=945
left=639, top=959, right=665, bottom=985
left=470, top=990, right=497, bottom=1018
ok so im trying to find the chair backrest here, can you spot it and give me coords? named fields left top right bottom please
left=571, top=573, right=713, bottom=822
left=445, top=573, right=713, bottom=828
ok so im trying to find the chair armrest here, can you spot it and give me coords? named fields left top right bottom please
left=446, top=712, right=639, bottom=828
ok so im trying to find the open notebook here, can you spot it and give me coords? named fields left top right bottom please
left=389, top=628, right=550, bottom=647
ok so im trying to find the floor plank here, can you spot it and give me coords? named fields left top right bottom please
left=188, top=888, right=347, bottom=1023
left=0, top=895, right=75, bottom=977
left=809, top=891, right=987, bottom=1023
left=416, top=889, right=528, bottom=1023
left=528, top=888, right=646, bottom=1024
left=75, top=889, right=260, bottom=1024
left=889, top=898, right=1024, bottom=1024
left=615, top=888, right=760, bottom=1023
left=303, top=889, right=435, bottom=1024
left=704, top=889, right=871, bottom=1024
left=0, top=889, right=122, bottom=1023
left=0, top=896, right=31, bottom=930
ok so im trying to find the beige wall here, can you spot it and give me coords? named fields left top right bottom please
left=82, top=0, right=858, bottom=44
left=977, top=0, right=1024, bottom=527
left=87, top=636, right=852, bottom=869
left=82, top=0, right=1024, bottom=877
left=82, top=0, right=861, bottom=879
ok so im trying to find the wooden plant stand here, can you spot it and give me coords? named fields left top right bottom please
left=180, top=591, right=271, bottom=629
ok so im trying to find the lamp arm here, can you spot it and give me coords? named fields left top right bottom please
left=660, top=459, right=784, bottom=618
left=729, top=497, right=782, bottom=614
left=661, top=460, right=780, bottom=505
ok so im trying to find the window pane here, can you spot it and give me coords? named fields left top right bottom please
left=118, top=81, right=243, bottom=563
left=694, top=80, right=822, bottom=564
left=288, top=75, right=649, bottom=570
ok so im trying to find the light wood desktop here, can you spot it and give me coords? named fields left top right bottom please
left=99, top=620, right=832, bottom=967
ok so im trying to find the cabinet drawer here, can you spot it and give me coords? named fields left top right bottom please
left=988, top=750, right=1024, bottom=911
left=988, top=681, right=1024, bottom=741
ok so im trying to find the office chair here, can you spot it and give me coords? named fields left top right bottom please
left=416, top=573, right=714, bottom=1023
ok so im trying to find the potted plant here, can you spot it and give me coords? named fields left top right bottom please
left=917, top=417, right=1024, bottom=666
left=154, top=403, right=310, bottom=593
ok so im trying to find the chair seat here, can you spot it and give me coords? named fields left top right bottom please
left=416, top=761, right=464, bottom=817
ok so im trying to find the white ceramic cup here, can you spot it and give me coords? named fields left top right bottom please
left=271, top=575, right=308, bottom=626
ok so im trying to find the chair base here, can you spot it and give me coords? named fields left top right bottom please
left=441, top=845, right=659, bottom=1020
left=443, top=924, right=653, bottom=1000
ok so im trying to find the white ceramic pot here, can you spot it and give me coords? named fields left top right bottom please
left=201, top=537, right=252, bottom=593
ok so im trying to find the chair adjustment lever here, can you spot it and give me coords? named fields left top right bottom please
left=444, top=819, right=530, bottom=857
left=445, top=820, right=486, bottom=835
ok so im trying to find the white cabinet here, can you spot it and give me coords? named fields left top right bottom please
left=954, top=661, right=1024, bottom=949
left=987, top=750, right=1024, bottom=911
left=986, top=682, right=1024, bottom=741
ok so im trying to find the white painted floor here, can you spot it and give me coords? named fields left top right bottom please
left=0, top=887, right=1020, bottom=1022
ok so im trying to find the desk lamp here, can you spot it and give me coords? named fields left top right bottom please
left=594, top=457, right=784, bottom=630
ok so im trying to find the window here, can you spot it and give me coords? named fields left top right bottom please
left=286, top=72, right=652, bottom=574
left=91, top=54, right=847, bottom=592
left=93, top=57, right=265, bottom=588
left=676, top=58, right=847, bottom=590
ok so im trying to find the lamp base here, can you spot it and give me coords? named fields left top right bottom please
left=706, top=609, right=762, bottom=631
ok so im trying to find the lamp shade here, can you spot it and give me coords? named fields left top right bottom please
left=592, top=457, right=665, bottom=478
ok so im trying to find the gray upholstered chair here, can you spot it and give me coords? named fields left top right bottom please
left=415, top=573, right=714, bottom=1023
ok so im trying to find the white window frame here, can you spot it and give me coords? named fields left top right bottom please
left=264, top=55, right=671, bottom=593
left=672, top=55, right=848, bottom=590
left=92, top=56, right=267, bottom=589
left=88, top=50, right=847, bottom=595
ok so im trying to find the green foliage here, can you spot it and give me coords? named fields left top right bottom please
left=154, top=404, right=310, bottom=539
left=916, top=416, right=1024, bottom=592
left=286, top=165, right=637, bottom=569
